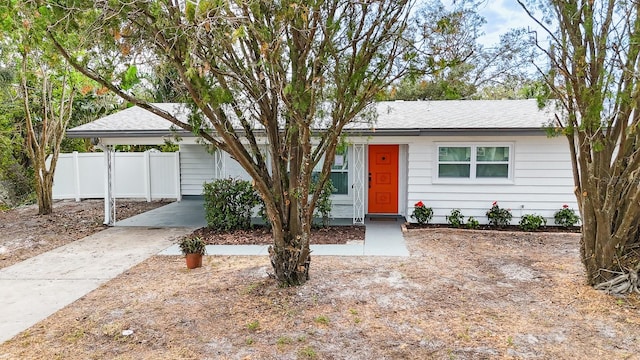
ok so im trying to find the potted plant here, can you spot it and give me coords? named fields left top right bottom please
left=179, top=236, right=206, bottom=269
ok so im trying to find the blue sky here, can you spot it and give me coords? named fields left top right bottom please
left=437, top=0, right=548, bottom=47
left=476, top=0, right=545, bottom=45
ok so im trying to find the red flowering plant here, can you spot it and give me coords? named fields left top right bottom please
left=486, top=201, right=512, bottom=227
left=411, top=201, right=433, bottom=225
left=554, top=204, right=580, bottom=227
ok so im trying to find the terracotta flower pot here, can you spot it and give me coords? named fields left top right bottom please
left=185, top=253, right=203, bottom=269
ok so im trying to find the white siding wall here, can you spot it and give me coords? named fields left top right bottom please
left=406, top=135, right=577, bottom=225
left=178, top=144, right=354, bottom=218
left=178, top=136, right=577, bottom=225
left=179, top=144, right=253, bottom=195
left=225, top=153, right=253, bottom=181
left=179, top=144, right=215, bottom=195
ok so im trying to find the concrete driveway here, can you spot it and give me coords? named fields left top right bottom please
left=0, top=226, right=193, bottom=344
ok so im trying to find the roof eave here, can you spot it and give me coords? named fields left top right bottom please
left=67, top=127, right=547, bottom=139
left=65, top=129, right=192, bottom=138
left=343, top=127, right=547, bottom=136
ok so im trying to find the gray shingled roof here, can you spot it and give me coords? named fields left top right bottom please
left=68, top=103, right=189, bottom=134
left=67, top=99, right=552, bottom=138
left=365, top=100, right=551, bottom=129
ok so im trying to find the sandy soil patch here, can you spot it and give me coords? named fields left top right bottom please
left=1, top=228, right=638, bottom=359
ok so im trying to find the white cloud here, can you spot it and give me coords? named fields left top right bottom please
left=415, top=0, right=551, bottom=47
left=475, top=0, right=547, bottom=46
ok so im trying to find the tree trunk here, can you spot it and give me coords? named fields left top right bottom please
left=34, top=168, right=54, bottom=215
left=268, top=238, right=311, bottom=287
left=579, top=177, right=640, bottom=285
left=266, top=198, right=312, bottom=287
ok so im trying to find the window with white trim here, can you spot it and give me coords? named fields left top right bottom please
left=437, top=144, right=512, bottom=180
left=311, top=147, right=349, bottom=195
left=330, top=147, right=349, bottom=195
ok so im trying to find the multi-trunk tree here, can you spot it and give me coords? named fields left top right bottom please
left=1, top=4, right=78, bottom=214
left=19, top=52, right=76, bottom=215
left=39, top=0, right=415, bottom=286
left=519, top=0, right=640, bottom=293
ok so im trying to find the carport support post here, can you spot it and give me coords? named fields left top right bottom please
left=103, top=145, right=115, bottom=226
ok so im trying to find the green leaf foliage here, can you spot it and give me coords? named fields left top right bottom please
left=121, top=65, right=139, bottom=91
left=35, top=0, right=414, bottom=286
left=486, top=201, right=512, bottom=227
left=179, top=236, right=206, bottom=255
left=554, top=206, right=580, bottom=228
left=311, top=177, right=335, bottom=228
left=519, top=214, right=546, bottom=231
left=446, top=208, right=465, bottom=228
left=203, top=178, right=261, bottom=232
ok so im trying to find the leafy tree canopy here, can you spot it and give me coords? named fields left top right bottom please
left=33, top=0, right=417, bottom=285
left=386, top=0, right=539, bottom=100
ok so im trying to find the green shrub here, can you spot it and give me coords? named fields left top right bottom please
left=554, top=204, right=580, bottom=227
left=466, top=216, right=479, bottom=229
left=446, top=209, right=465, bottom=228
left=486, top=201, right=512, bottom=227
left=519, top=214, right=546, bottom=231
left=257, top=203, right=271, bottom=228
left=203, top=178, right=261, bottom=231
left=411, top=201, right=433, bottom=225
left=257, top=177, right=335, bottom=229
left=312, top=178, right=336, bottom=228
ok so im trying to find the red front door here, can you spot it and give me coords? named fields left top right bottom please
left=368, top=145, right=399, bottom=213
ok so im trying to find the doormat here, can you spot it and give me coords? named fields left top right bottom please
left=368, top=217, right=398, bottom=222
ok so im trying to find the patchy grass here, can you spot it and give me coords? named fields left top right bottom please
left=246, top=320, right=260, bottom=332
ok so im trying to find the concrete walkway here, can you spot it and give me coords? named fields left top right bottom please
left=159, top=217, right=409, bottom=257
left=0, top=226, right=193, bottom=344
left=116, top=197, right=207, bottom=228
left=120, top=198, right=409, bottom=256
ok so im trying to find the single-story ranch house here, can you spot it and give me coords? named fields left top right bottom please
left=65, top=99, right=578, bottom=225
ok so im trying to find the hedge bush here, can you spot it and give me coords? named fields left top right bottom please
left=203, top=178, right=261, bottom=231
left=486, top=201, right=512, bottom=227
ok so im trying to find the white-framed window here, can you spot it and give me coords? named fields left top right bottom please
left=330, top=147, right=349, bottom=195
left=436, top=143, right=513, bottom=181
left=311, top=146, right=350, bottom=197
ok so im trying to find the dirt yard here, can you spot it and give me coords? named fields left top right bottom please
left=0, top=199, right=170, bottom=269
left=1, top=227, right=638, bottom=359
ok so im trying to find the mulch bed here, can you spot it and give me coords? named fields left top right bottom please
left=189, top=222, right=579, bottom=246
left=404, top=223, right=582, bottom=233
left=189, top=225, right=366, bottom=245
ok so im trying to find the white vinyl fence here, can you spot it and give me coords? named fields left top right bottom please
left=52, top=151, right=181, bottom=201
